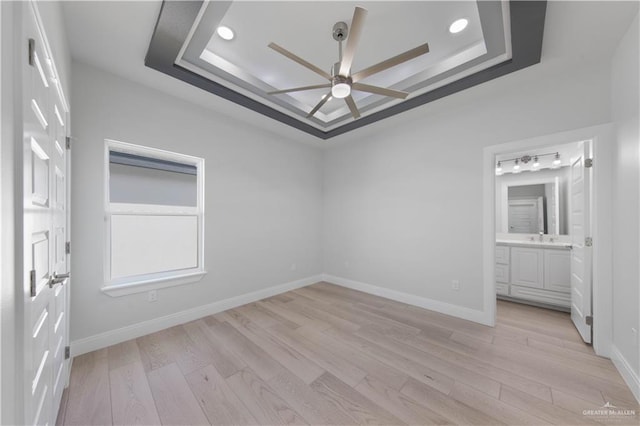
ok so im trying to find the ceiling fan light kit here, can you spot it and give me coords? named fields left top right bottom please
left=267, top=6, right=429, bottom=121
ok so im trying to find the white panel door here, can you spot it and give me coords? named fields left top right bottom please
left=570, top=142, right=592, bottom=343
left=22, top=3, right=70, bottom=425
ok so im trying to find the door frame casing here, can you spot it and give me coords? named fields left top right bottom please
left=482, top=123, right=614, bottom=357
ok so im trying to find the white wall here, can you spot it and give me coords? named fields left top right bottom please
left=611, top=12, right=640, bottom=400
left=323, top=57, right=611, bottom=314
left=69, top=61, right=323, bottom=344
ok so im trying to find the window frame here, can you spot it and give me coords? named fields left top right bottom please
left=102, top=139, right=206, bottom=297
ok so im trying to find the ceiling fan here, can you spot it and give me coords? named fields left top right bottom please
left=267, top=7, right=430, bottom=120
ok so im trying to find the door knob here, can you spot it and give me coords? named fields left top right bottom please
left=49, top=272, right=70, bottom=288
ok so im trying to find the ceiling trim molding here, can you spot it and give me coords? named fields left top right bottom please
left=145, top=1, right=547, bottom=140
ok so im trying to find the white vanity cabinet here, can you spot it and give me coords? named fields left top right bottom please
left=496, top=243, right=571, bottom=308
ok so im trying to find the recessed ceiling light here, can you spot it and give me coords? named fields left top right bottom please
left=216, top=26, right=234, bottom=41
left=449, top=18, right=468, bottom=34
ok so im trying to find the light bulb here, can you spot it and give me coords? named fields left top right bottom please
left=533, top=156, right=540, bottom=168
left=495, top=161, right=502, bottom=174
left=331, top=82, right=351, bottom=99
left=216, top=26, right=234, bottom=41
left=553, top=153, right=561, bottom=166
left=513, top=159, right=520, bottom=171
left=449, top=18, right=468, bottom=34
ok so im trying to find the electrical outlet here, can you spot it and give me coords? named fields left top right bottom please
left=148, top=290, right=157, bottom=302
left=451, top=280, right=460, bottom=291
left=290, top=263, right=297, bottom=271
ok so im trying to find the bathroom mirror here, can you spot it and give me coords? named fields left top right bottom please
left=496, top=169, right=569, bottom=235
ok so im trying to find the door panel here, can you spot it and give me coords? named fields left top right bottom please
left=570, top=141, right=592, bottom=343
left=22, top=3, right=70, bottom=424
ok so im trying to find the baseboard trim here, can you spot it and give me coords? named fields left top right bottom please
left=322, top=274, right=491, bottom=326
left=610, top=345, right=640, bottom=404
left=70, top=274, right=323, bottom=357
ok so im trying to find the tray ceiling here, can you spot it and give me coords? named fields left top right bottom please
left=146, top=1, right=546, bottom=139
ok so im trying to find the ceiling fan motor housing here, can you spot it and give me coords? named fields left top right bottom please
left=333, top=21, right=348, bottom=41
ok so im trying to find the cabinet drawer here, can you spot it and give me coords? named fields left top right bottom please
left=495, top=264, right=509, bottom=283
left=495, top=246, right=510, bottom=265
left=496, top=283, right=509, bottom=296
left=510, top=285, right=570, bottom=308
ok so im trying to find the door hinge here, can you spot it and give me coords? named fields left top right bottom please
left=65, top=241, right=71, bottom=255
left=28, top=38, right=35, bottom=66
left=30, top=269, right=37, bottom=297
left=65, top=136, right=71, bottom=150
left=585, top=237, right=593, bottom=247
left=586, top=315, right=593, bottom=326
left=65, top=346, right=70, bottom=360
left=585, top=158, right=593, bottom=168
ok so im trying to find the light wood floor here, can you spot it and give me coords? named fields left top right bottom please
left=57, top=282, right=639, bottom=425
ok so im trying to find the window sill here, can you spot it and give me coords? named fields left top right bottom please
left=102, top=270, right=207, bottom=297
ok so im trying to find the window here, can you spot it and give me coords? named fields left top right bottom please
left=103, top=139, right=205, bottom=296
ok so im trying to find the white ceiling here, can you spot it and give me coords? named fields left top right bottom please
left=61, top=1, right=639, bottom=143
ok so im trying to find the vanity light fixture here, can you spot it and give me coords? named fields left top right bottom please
left=513, top=158, right=521, bottom=173
left=532, top=156, right=540, bottom=168
left=449, top=18, right=469, bottom=34
left=496, top=151, right=561, bottom=175
left=216, top=26, right=235, bottom=41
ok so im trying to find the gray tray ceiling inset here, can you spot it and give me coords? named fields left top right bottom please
left=146, top=1, right=546, bottom=140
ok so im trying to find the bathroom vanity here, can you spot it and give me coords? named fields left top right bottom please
left=496, top=240, right=571, bottom=310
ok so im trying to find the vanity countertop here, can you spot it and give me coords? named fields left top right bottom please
left=496, top=239, right=572, bottom=249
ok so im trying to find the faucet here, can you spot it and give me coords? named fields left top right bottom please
left=539, top=231, right=544, bottom=242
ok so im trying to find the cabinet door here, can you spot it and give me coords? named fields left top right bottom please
left=544, top=249, right=571, bottom=293
left=495, top=264, right=509, bottom=283
left=510, top=247, right=544, bottom=288
left=495, top=246, right=510, bottom=265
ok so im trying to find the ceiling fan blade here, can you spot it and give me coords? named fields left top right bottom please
left=344, top=95, right=361, bottom=119
left=352, top=82, right=409, bottom=99
left=306, top=92, right=332, bottom=118
left=339, top=7, right=368, bottom=76
left=268, top=42, right=332, bottom=81
left=351, top=43, right=430, bottom=82
left=268, top=83, right=331, bottom=95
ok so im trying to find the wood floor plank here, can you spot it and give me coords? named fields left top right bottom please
left=376, top=323, right=554, bottom=402
left=207, top=321, right=284, bottom=381
left=226, top=368, right=308, bottom=425
left=450, top=382, right=551, bottom=425
left=303, top=326, right=409, bottom=390
left=354, top=375, right=455, bottom=425
left=55, top=387, right=69, bottom=426
left=258, top=299, right=331, bottom=330
left=136, top=330, right=174, bottom=373
left=64, top=350, right=112, bottom=426
left=357, top=324, right=502, bottom=398
left=107, top=339, right=142, bottom=371
left=221, top=309, right=326, bottom=384
left=182, top=319, right=246, bottom=378
left=109, top=362, right=161, bottom=425
left=264, top=323, right=367, bottom=387
left=500, top=384, right=603, bottom=425
left=400, top=377, right=504, bottom=425
left=158, top=325, right=210, bottom=375
left=267, top=369, right=355, bottom=425
left=185, top=364, right=258, bottom=425
left=309, top=372, right=404, bottom=425
left=323, top=326, right=455, bottom=395
left=146, top=363, right=209, bottom=425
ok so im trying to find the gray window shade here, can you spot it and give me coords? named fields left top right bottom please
left=109, top=151, right=197, bottom=206
left=109, top=151, right=197, bottom=175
